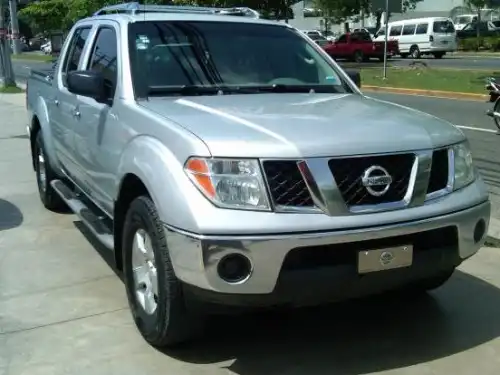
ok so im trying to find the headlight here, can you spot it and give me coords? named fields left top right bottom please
left=453, top=142, right=475, bottom=190
left=184, top=157, right=271, bottom=210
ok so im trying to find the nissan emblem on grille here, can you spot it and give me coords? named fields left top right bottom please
left=361, top=165, right=393, bottom=197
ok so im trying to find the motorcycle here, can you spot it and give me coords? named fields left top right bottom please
left=485, top=77, right=500, bottom=131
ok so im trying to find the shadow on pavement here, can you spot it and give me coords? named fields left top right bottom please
left=0, top=198, right=23, bottom=231
left=167, top=271, right=500, bottom=374
left=73, top=221, right=123, bottom=281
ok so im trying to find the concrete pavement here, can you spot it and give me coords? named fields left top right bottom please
left=3, top=92, right=500, bottom=375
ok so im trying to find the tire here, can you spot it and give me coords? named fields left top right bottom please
left=493, top=98, right=500, bottom=131
left=34, top=132, right=66, bottom=211
left=433, top=52, right=445, bottom=59
left=353, top=50, right=364, bottom=63
left=122, top=195, right=203, bottom=347
left=409, top=45, right=421, bottom=59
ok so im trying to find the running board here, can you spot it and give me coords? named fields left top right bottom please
left=51, top=180, right=114, bottom=250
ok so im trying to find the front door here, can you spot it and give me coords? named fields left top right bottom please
left=72, top=24, right=120, bottom=214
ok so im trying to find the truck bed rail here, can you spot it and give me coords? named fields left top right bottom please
left=92, top=1, right=260, bottom=18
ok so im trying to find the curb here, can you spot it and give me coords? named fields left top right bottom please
left=486, top=216, right=500, bottom=246
left=362, top=85, right=488, bottom=101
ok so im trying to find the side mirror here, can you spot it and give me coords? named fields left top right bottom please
left=67, top=70, right=107, bottom=103
left=346, top=69, right=361, bottom=87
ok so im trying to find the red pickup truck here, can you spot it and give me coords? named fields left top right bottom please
left=323, top=31, right=399, bottom=62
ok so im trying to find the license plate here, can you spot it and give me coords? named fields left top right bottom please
left=357, top=245, right=413, bottom=274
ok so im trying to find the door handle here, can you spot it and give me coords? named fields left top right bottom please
left=54, top=99, right=59, bottom=106
left=72, top=109, right=81, bottom=119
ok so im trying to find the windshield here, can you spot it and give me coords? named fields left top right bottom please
left=433, top=20, right=455, bottom=33
left=128, top=21, right=349, bottom=96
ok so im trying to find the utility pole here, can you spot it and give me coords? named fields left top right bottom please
left=9, top=0, right=20, bottom=55
left=0, top=0, right=16, bottom=87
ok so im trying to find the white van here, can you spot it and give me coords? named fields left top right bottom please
left=374, top=17, right=457, bottom=59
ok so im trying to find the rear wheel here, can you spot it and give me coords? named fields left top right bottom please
left=409, top=45, right=421, bottom=59
left=353, top=50, right=364, bottom=63
left=123, top=195, right=203, bottom=347
left=433, top=52, right=445, bottom=59
left=34, top=132, right=66, bottom=211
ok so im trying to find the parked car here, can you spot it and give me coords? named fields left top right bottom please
left=456, top=21, right=500, bottom=39
left=26, top=2, right=490, bottom=348
left=374, top=17, right=457, bottom=58
left=453, top=14, right=478, bottom=31
left=323, top=31, right=399, bottom=62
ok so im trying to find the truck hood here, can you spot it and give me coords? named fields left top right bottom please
left=141, top=93, right=465, bottom=158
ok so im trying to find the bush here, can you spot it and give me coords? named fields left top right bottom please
left=458, top=36, right=500, bottom=51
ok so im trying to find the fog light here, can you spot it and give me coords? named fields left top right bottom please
left=217, top=253, right=252, bottom=283
left=474, top=219, right=486, bottom=244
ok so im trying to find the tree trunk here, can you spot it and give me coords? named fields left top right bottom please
left=476, top=8, right=481, bottom=50
left=375, top=10, right=382, bottom=31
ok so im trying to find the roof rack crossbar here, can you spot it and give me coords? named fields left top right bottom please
left=93, top=2, right=260, bottom=18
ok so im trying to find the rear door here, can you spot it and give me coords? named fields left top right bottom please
left=431, top=19, right=456, bottom=48
left=50, top=25, right=93, bottom=179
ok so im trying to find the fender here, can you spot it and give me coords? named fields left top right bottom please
left=115, top=135, right=211, bottom=232
left=31, top=94, right=62, bottom=171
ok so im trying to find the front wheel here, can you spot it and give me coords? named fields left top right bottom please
left=123, top=195, right=203, bottom=347
left=493, top=98, right=500, bottom=131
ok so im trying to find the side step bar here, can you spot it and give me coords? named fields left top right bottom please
left=51, top=180, right=114, bottom=250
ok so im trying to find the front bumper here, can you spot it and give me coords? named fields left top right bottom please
left=166, top=199, right=490, bottom=300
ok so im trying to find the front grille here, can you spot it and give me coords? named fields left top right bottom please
left=262, top=160, right=314, bottom=208
left=282, top=226, right=457, bottom=271
left=328, top=154, right=415, bottom=206
left=427, top=149, right=449, bottom=194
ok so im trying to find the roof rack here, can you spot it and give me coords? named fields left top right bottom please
left=93, top=2, right=261, bottom=18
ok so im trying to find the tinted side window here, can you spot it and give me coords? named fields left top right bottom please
left=87, top=27, right=118, bottom=99
left=389, top=26, right=402, bottom=36
left=402, top=24, right=416, bottom=35
left=62, top=27, right=91, bottom=86
left=416, top=23, right=428, bottom=34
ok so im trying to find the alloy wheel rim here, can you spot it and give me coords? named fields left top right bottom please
left=131, top=228, right=158, bottom=315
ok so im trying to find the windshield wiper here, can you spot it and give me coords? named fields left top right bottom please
left=245, top=84, right=340, bottom=93
left=148, top=85, right=224, bottom=96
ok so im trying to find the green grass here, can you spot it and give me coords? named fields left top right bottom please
left=11, top=53, right=54, bottom=62
left=361, top=67, right=497, bottom=94
left=0, top=86, right=24, bottom=94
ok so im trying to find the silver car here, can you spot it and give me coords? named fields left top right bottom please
left=26, top=2, right=490, bottom=348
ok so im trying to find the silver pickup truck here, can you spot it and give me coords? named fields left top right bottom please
left=26, top=2, right=490, bottom=347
